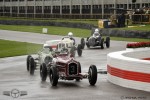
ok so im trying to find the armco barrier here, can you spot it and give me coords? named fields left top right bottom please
left=107, top=48, right=150, bottom=92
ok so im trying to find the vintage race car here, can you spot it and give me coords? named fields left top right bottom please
left=26, top=48, right=54, bottom=75
left=85, top=28, right=110, bottom=49
left=58, top=37, right=83, bottom=57
left=40, top=50, right=97, bottom=86
left=26, top=40, right=60, bottom=75
left=26, top=38, right=83, bottom=75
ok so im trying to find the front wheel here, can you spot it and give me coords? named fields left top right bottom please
left=49, top=67, right=59, bottom=86
left=26, top=55, right=31, bottom=71
left=106, top=37, right=110, bottom=48
left=40, top=63, right=47, bottom=81
left=77, top=44, right=82, bottom=57
left=70, top=46, right=76, bottom=57
left=88, top=65, right=97, bottom=85
left=100, top=38, right=104, bottom=49
left=81, top=38, right=85, bottom=49
left=29, top=57, right=35, bottom=75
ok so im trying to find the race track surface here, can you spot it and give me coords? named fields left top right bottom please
left=0, top=30, right=149, bottom=100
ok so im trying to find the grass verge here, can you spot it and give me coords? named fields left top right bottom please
left=0, top=39, right=42, bottom=58
left=0, top=24, right=149, bottom=42
left=0, top=24, right=91, bottom=38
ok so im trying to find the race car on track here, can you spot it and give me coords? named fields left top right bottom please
left=61, top=36, right=83, bottom=57
left=26, top=47, right=55, bottom=75
left=40, top=48, right=98, bottom=86
left=26, top=38, right=83, bottom=75
left=85, top=28, right=110, bottom=49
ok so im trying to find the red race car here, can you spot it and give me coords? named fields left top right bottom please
left=40, top=49, right=97, bottom=86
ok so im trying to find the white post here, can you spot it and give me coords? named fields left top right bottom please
left=51, top=0, right=53, bottom=14
left=60, top=0, right=62, bottom=14
left=140, top=0, right=142, bottom=8
left=127, top=0, right=129, bottom=10
left=17, top=0, right=19, bottom=16
left=3, top=0, right=4, bottom=16
left=101, top=0, right=104, bottom=19
left=91, top=0, right=93, bottom=15
left=10, top=0, right=12, bottom=16
left=80, top=0, right=82, bottom=14
left=70, top=0, right=72, bottom=14
left=34, top=0, right=36, bottom=18
left=25, top=0, right=27, bottom=17
left=114, top=0, right=117, bottom=16
left=42, top=0, right=44, bottom=15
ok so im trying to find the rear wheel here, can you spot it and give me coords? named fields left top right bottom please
left=26, top=55, right=31, bottom=71
left=81, top=38, right=85, bottom=49
left=88, top=65, right=97, bottom=85
left=40, top=63, right=47, bottom=81
left=77, top=44, right=82, bottom=57
left=70, top=46, right=76, bottom=57
left=49, top=67, right=59, bottom=86
left=100, top=38, right=104, bottom=49
left=29, top=57, right=35, bottom=75
left=44, top=56, right=52, bottom=65
left=86, top=37, right=90, bottom=49
left=106, top=37, right=110, bottom=48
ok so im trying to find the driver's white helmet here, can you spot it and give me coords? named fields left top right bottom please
left=68, top=32, right=73, bottom=38
left=95, top=28, right=99, bottom=32
left=43, top=44, right=49, bottom=48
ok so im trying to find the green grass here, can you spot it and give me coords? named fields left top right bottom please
left=0, top=39, right=42, bottom=58
left=0, top=24, right=149, bottom=42
left=0, top=24, right=91, bottom=38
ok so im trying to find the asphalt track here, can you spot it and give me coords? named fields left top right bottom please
left=0, top=30, right=149, bottom=100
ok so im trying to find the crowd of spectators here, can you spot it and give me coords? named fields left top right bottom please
left=132, top=6, right=150, bottom=22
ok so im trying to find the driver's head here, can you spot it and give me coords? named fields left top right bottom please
left=95, top=28, right=99, bottom=33
left=68, top=32, right=73, bottom=38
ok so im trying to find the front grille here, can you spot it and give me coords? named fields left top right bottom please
left=68, top=63, right=78, bottom=75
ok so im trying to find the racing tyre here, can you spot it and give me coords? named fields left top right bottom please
left=40, top=63, right=47, bottom=81
left=86, top=37, right=90, bottom=48
left=77, top=44, right=82, bottom=57
left=86, top=37, right=89, bottom=41
left=88, top=65, right=97, bottom=86
left=106, top=37, right=110, bottom=48
left=49, top=67, right=58, bottom=86
left=26, top=55, right=31, bottom=71
left=86, top=42, right=90, bottom=49
left=44, top=56, right=52, bottom=65
left=76, top=63, right=82, bottom=81
left=81, top=38, right=85, bottom=49
left=78, top=62, right=81, bottom=73
left=29, top=57, right=35, bottom=75
left=100, top=38, right=104, bottom=49
left=70, top=46, right=76, bottom=57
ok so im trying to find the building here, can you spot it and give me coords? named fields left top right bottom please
left=0, top=0, right=150, bottom=19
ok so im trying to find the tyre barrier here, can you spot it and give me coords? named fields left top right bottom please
left=107, top=48, right=150, bottom=92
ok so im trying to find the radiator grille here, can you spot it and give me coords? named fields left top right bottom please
left=68, top=63, right=78, bottom=75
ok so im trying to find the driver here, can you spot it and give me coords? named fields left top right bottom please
left=68, top=32, right=75, bottom=45
left=93, top=30, right=100, bottom=37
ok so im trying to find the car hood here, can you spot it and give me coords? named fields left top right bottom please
left=56, top=54, right=76, bottom=63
